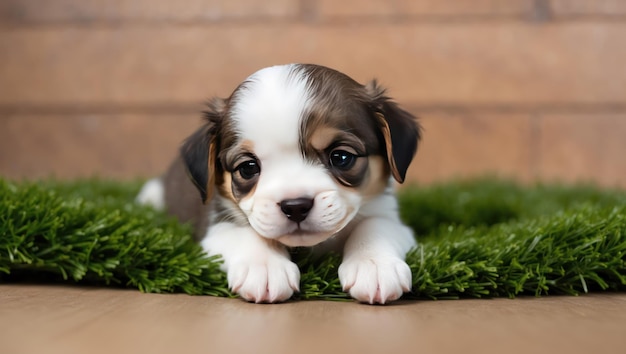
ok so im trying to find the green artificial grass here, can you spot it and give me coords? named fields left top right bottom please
left=1, top=177, right=625, bottom=300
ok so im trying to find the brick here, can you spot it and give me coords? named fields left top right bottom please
left=550, top=0, right=626, bottom=16
left=1, top=22, right=625, bottom=107
left=0, top=114, right=203, bottom=180
left=0, top=0, right=300, bottom=23
left=537, top=114, right=626, bottom=188
left=317, top=0, right=534, bottom=18
left=405, top=112, right=533, bottom=184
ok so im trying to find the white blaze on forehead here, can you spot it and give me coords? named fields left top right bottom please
left=231, top=64, right=312, bottom=157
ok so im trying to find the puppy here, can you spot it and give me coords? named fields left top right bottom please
left=137, top=64, right=421, bottom=304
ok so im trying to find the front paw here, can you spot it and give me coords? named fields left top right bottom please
left=338, top=256, right=412, bottom=304
left=228, top=255, right=300, bottom=303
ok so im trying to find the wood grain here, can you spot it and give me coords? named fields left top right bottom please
left=1, top=23, right=625, bottom=106
left=1, top=285, right=625, bottom=354
left=317, top=0, right=535, bottom=18
left=0, top=0, right=301, bottom=22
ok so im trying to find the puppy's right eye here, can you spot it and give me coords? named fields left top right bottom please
left=329, top=149, right=357, bottom=171
left=236, top=160, right=260, bottom=180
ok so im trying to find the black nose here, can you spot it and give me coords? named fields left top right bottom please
left=280, top=198, right=314, bottom=223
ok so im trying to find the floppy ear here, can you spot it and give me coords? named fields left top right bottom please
left=366, top=80, right=421, bottom=183
left=180, top=98, right=225, bottom=203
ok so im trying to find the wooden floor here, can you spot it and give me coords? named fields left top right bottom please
left=1, top=285, right=625, bottom=354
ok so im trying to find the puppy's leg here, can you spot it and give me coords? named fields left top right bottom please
left=201, top=222, right=300, bottom=303
left=338, top=217, right=416, bottom=304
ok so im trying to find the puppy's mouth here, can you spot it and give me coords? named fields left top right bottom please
left=276, top=229, right=337, bottom=247
left=274, top=215, right=355, bottom=247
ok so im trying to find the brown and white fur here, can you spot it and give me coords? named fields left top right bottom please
left=137, top=64, right=421, bottom=304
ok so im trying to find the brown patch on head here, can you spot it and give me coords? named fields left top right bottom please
left=309, top=126, right=343, bottom=152
left=295, top=64, right=385, bottom=189
left=295, top=64, right=421, bottom=188
left=297, top=65, right=381, bottom=153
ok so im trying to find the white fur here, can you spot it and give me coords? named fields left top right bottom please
left=136, top=178, right=165, bottom=210
left=144, top=64, right=417, bottom=304
left=338, top=193, right=415, bottom=304
left=201, top=222, right=300, bottom=303
left=232, top=64, right=310, bottom=154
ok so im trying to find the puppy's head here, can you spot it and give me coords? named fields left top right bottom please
left=182, top=64, right=421, bottom=247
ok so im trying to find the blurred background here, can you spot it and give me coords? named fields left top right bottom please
left=0, top=0, right=625, bottom=188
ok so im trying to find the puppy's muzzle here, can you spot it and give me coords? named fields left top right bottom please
left=280, top=197, right=314, bottom=223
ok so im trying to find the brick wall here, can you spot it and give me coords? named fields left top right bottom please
left=1, top=0, right=625, bottom=187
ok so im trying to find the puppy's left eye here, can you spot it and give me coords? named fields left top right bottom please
left=236, top=160, right=260, bottom=180
left=329, top=149, right=357, bottom=170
